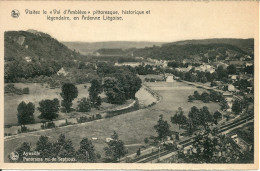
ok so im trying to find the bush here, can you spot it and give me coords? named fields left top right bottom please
left=22, top=87, right=30, bottom=94
left=96, top=114, right=102, bottom=119
left=77, top=98, right=91, bottom=112
left=46, top=122, right=55, bottom=128
left=21, top=126, right=28, bottom=132
left=77, top=116, right=89, bottom=123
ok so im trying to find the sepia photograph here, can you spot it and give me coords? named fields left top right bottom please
left=0, top=1, right=259, bottom=170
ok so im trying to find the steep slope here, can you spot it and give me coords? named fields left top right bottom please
left=4, top=30, right=83, bottom=82
left=5, top=30, right=81, bottom=62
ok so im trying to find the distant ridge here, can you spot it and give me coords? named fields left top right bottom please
left=163, top=38, right=254, bottom=50
left=62, top=41, right=164, bottom=55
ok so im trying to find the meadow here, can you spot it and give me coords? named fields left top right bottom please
left=4, top=83, right=136, bottom=126
left=4, top=81, right=220, bottom=162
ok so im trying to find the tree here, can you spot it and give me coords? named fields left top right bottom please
left=60, top=83, right=78, bottom=113
left=77, top=98, right=91, bottom=112
left=227, top=64, right=237, bottom=75
left=201, top=92, right=210, bottom=103
left=199, top=106, right=213, bottom=128
left=38, top=98, right=60, bottom=122
left=136, top=148, right=141, bottom=157
left=53, top=134, right=76, bottom=158
left=13, top=142, right=31, bottom=162
left=171, top=107, right=187, bottom=130
left=188, top=106, right=212, bottom=130
left=220, top=99, right=229, bottom=111
left=213, top=111, right=222, bottom=124
left=17, top=101, right=35, bottom=129
left=177, top=133, right=244, bottom=163
left=36, top=136, right=53, bottom=158
left=77, top=138, right=96, bottom=162
left=210, top=91, right=223, bottom=102
left=88, top=79, right=103, bottom=108
left=188, top=106, right=200, bottom=128
left=104, top=131, right=127, bottom=161
left=144, top=138, right=149, bottom=145
left=232, top=100, right=242, bottom=115
left=193, top=91, right=201, bottom=100
left=103, top=77, right=126, bottom=104
left=154, top=115, right=171, bottom=142
left=188, top=95, right=195, bottom=102
left=201, top=76, right=207, bottom=83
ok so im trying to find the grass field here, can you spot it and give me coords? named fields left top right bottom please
left=4, top=83, right=126, bottom=126
left=4, top=81, right=220, bottom=162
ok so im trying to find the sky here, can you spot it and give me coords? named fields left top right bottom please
left=0, top=1, right=259, bottom=42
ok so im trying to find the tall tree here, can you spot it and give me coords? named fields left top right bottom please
left=104, top=131, right=127, bottom=161
left=38, top=98, right=60, bottom=122
left=103, top=77, right=126, bottom=104
left=13, top=142, right=31, bottom=162
left=77, top=138, right=96, bottom=162
left=35, top=136, right=53, bottom=158
left=88, top=79, right=103, bottom=107
left=220, top=99, right=229, bottom=111
left=60, top=83, right=78, bottom=113
left=17, top=101, right=35, bottom=129
left=154, top=114, right=171, bottom=142
left=213, top=111, right=222, bottom=124
left=171, top=107, right=187, bottom=130
left=227, top=64, right=237, bottom=75
left=232, top=100, right=242, bottom=115
left=77, top=98, right=91, bottom=112
left=53, top=134, right=76, bottom=158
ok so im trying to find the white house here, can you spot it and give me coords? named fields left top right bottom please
left=57, top=67, right=69, bottom=76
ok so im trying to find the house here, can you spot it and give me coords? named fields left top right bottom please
left=229, top=75, right=238, bottom=81
left=231, top=134, right=252, bottom=153
left=195, top=64, right=215, bottom=73
left=105, top=138, right=113, bottom=143
left=228, top=84, right=236, bottom=92
left=57, top=67, right=69, bottom=76
left=24, top=56, right=32, bottom=62
left=114, top=62, right=141, bottom=67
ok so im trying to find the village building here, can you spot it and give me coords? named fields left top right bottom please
left=114, top=62, right=141, bottom=67
left=227, top=84, right=236, bottom=92
left=57, top=67, right=69, bottom=76
left=24, top=56, right=32, bottom=62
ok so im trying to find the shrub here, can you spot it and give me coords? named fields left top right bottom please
left=23, top=87, right=30, bottom=94
left=77, top=98, right=91, bottom=112
left=78, top=116, right=89, bottom=123
left=21, top=126, right=28, bottom=132
left=46, top=122, right=55, bottom=128
left=96, top=114, right=102, bottom=119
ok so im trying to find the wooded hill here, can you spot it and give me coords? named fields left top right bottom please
left=4, top=30, right=85, bottom=82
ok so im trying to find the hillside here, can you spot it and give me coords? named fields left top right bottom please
left=5, top=30, right=82, bottom=62
left=62, top=41, right=164, bottom=55
left=163, top=38, right=254, bottom=56
left=4, top=30, right=84, bottom=82
left=133, top=39, right=254, bottom=61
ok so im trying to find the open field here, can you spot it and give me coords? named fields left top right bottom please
left=5, top=83, right=133, bottom=126
left=4, top=81, right=220, bottom=162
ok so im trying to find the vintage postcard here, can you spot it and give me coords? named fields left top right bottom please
left=0, top=0, right=259, bottom=170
